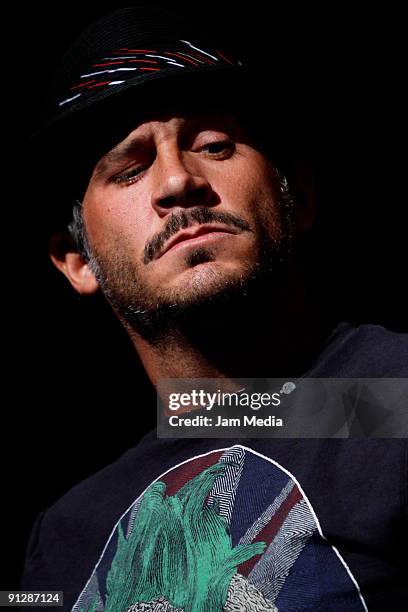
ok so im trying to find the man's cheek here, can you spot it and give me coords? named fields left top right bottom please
left=92, top=214, right=142, bottom=252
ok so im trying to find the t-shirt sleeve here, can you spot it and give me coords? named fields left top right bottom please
left=20, top=510, right=50, bottom=589
left=20, top=505, right=100, bottom=610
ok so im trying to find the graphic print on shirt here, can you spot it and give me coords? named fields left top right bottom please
left=73, top=446, right=368, bottom=612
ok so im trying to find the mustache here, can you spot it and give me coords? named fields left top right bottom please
left=143, top=207, right=252, bottom=264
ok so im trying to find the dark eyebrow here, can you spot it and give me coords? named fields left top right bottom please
left=94, top=136, right=149, bottom=178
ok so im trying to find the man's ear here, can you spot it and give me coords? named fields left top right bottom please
left=49, top=230, right=99, bottom=295
left=291, top=161, right=316, bottom=234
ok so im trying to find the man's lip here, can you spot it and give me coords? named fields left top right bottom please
left=156, top=225, right=239, bottom=259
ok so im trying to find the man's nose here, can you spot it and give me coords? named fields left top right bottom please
left=150, top=146, right=214, bottom=214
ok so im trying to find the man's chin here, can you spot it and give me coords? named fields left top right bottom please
left=118, top=261, right=258, bottom=344
left=98, top=241, right=287, bottom=343
left=158, top=258, right=252, bottom=307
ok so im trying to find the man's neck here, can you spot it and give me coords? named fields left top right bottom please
left=128, top=277, right=332, bottom=387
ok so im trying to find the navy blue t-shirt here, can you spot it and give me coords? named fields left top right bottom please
left=21, top=322, right=408, bottom=611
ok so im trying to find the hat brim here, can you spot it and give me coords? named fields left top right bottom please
left=32, top=62, right=253, bottom=145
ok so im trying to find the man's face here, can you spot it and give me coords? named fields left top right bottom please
left=77, top=108, right=297, bottom=337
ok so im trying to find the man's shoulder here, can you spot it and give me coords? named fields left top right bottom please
left=27, top=450, right=135, bottom=547
left=21, top=431, right=160, bottom=596
left=310, top=321, right=408, bottom=376
left=44, top=431, right=159, bottom=528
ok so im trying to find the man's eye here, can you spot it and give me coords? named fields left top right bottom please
left=201, top=140, right=235, bottom=156
left=111, top=165, right=145, bottom=185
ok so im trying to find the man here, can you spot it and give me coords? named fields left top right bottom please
left=21, top=6, right=407, bottom=611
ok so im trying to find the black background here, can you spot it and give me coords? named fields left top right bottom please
left=4, top=3, right=407, bottom=589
